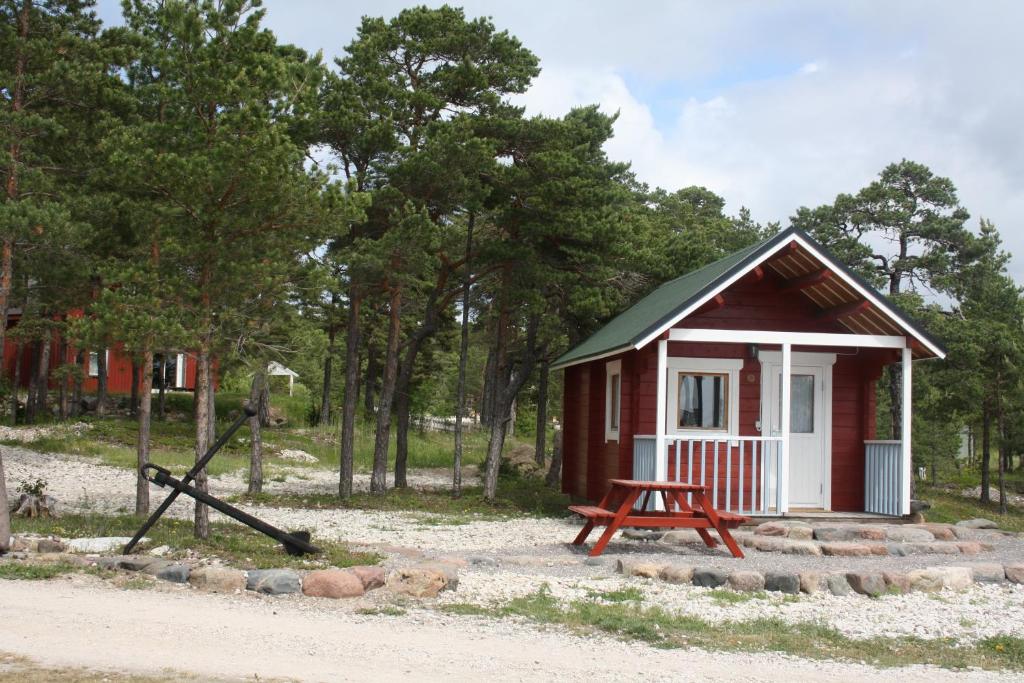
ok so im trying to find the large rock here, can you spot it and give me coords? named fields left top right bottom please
left=658, top=564, right=695, bottom=584
left=350, top=565, right=386, bottom=591
left=956, top=542, right=984, bottom=555
left=906, top=566, right=973, bottom=592
left=821, top=542, right=872, bottom=557
left=247, top=569, right=301, bottom=595
left=956, top=518, right=998, bottom=530
left=1006, top=564, right=1024, bottom=584
left=385, top=563, right=457, bottom=598
left=882, top=571, right=911, bottom=594
left=615, top=559, right=665, bottom=578
left=692, top=568, right=729, bottom=588
left=814, top=525, right=885, bottom=542
left=118, top=556, right=167, bottom=572
left=845, top=572, right=886, bottom=597
left=66, top=537, right=143, bottom=554
left=781, top=540, right=823, bottom=556
left=728, top=571, right=765, bottom=592
left=754, top=522, right=789, bottom=537
left=799, top=571, right=828, bottom=594
left=885, top=527, right=934, bottom=543
left=659, top=529, right=704, bottom=545
left=915, top=524, right=956, bottom=541
left=304, top=569, right=365, bottom=599
left=764, top=571, right=800, bottom=594
left=752, top=536, right=787, bottom=552
left=622, top=529, right=664, bottom=541
left=154, top=564, right=190, bottom=583
left=787, top=526, right=814, bottom=541
left=188, top=566, right=246, bottom=593
left=36, top=539, right=65, bottom=553
left=826, top=574, right=852, bottom=596
left=966, top=563, right=1006, bottom=584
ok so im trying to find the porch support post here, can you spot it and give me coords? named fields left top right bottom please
left=901, top=345, right=912, bottom=516
left=779, top=342, right=791, bottom=514
left=655, top=339, right=671, bottom=509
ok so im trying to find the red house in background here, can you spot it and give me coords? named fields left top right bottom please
left=2, top=310, right=203, bottom=396
left=552, top=228, right=945, bottom=518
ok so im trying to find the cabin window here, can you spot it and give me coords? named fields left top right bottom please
left=605, top=359, right=622, bottom=442
left=87, top=350, right=108, bottom=378
left=665, top=357, right=743, bottom=436
left=677, top=372, right=728, bottom=430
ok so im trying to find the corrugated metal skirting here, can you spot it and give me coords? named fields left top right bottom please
left=864, top=441, right=902, bottom=516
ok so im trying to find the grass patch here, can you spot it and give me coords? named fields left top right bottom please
left=585, top=586, right=645, bottom=603
left=706, top=588, right=763, bottom=605
left=356, top=605, right=407, bottom=617
left=0, top=561, right=78, bottom=580
left=11, top=513, right=379, bottom=571
left=918, top=484, right=1024, bottom=533
left=235, top=472, right=570, bottom=519
left=442, top=588, right=1024, bottom=671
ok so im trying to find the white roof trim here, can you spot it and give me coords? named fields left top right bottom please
left=633, top=233, right=946, bottom=359
left=550, top=344, right=630, bottom=371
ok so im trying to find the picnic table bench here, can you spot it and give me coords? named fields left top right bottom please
left=569, top=479, right=749, bottom=558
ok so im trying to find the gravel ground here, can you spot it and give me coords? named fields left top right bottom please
left=6, top=445, right=1024, bottom=646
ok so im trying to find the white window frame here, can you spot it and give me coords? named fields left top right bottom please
left=87, top=350, right=109, bottom=378
left=604, top=359, right=622, bottom=442
left=665, top=357, right=743, bottom=437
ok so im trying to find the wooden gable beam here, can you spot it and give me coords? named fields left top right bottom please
left=693, top=293, right=726, bottom=315
left=766, top=241, right=799, bottom=263
left=817, top=299, right=871, bottom=323
left=780, top=267, right=832, bottom=293
left=741, top=265, right=765, bottom=284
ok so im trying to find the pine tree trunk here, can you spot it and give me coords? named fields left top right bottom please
left=535, top=360, right=549, bottom=466
left=24, top=340, right=38, bottom=424
left=130, top=361, right=140, bottom=417
left=394, top=384, right=410, bottom=489
left=193, top=348, right=211, bottom=539
left=339, top=293, right=361, bottom=498
left=248, top=366, right=266, bottom=495
left=997, top=387, right=1007, bottom=515
left=363, top=342, right=378, bottom=417
left=70, top=349, right=83, bottom=418
left=157, top=353, right=167, bottom=419
left=981, top=406, right=991, bottom=504
left=58, top=338, right=68, bottom=420
left=481, top=342, right=497, bottom=427
left=319, top=325, right=336, bottom=426
left=9, top=340, right=22, bottom=425
left=453, top=217, right=473, bottom=497
left=36, top=335, right=49, bottom=417
left=545, top=429, right=563, bottom=488
left=136, top=348, right=154, bottom=517
left=96, top=347, right=108, bottom=416
left=371, top=287, right=401, bottom=494
left=0, top=447, right=8, bottom=552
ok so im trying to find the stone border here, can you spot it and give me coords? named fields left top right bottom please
left=616, top=558, right=1024, bottom=596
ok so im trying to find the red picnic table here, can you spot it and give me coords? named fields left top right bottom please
left=569, top=479, right=749, bottom=558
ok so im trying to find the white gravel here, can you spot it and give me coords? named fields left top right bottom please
left=6, top=444, right=1024, bottom=646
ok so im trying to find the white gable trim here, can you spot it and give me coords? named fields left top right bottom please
left=633, top=233, right=945, bottom=359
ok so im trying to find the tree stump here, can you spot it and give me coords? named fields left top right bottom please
left=10, top=493, right=58, bottom=518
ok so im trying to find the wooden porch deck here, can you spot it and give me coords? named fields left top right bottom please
left=744, top=510, right=911, bottom=526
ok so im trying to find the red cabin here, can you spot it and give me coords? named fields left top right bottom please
left=553, top=227, right=945, bottom=518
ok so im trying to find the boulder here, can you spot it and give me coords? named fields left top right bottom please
left=36, top=539, right=65, bottom=553
left=1005, top=564, right=1024, bottom=584
left=906, top=566, right=973, bottom=592
left=966, top=563, right=1005, bottom=584
left=764, top=571, right=800, bottom=594
left=727, top=571, right=765, bottom=592
left=884, top=527, right=934, bottom=543
left=787, top=526, right=814, bottom=541
left=799, top=571, right=828, bottom=594
left=658, top=564, right=695, bottom=584
left=915, top=524, right=956, bottom=541
left=350, top=565, right=386, bottom=591
left=622, top=529, right=664, bottom=541
left=303, top=569, right=365, bottom=599
left=188, top=567, right=246, bottom=593
left=582, top=557, right=607, bottom=567
left=154, top=564, right=190, bottom=583
left=882, top=571, right=911, bottom=594
left=820, top=542, right=871, bottom=557
left=956, top=518, right=998, bottom=530
left=692, top=568, right=729, bottom=588
left=118, top=556, right=167, bottom=572
left=867, top=544, right=890, bottom=556
left=615, top=559, right=665, bottom=578
left=385, top=564, right=457, bottom=598
left=247, top=569, right=302, bottom=595
left=659, top=529, right=704, bottom=545
left=752, top=536, right=787, bottom=552
left=845, top=571, right=886, bottom=597
left=66, top=537, right=143, bottom=554
left=826, top=574, right=852, bottom=596
left=814, top=525, right=885, bottom=542
left=754, top=522, right=789, bottom=537
left=956, top=542, right=984, bottom=555
left=950, top=526, right=981, bottom=540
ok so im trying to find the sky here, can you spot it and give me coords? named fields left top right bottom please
left=94, top=0, right=1024, bottom=281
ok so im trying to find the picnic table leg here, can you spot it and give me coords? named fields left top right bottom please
left=692, top=491, right=744, bottom=559
left=572, top=521, right=595, bottom=545
left=669, top=491, right=718, bottom=549
left=589, top=488, right=641, bottom=557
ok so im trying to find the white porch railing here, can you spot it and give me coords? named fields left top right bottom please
left=633, top=436, right=784, bottom=515
left=864, top=440, right=903, bottom=516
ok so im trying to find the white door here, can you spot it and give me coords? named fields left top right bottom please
left=767, top=364, right=827, bottom=509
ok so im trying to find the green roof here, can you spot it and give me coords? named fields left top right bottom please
left=552, top=236, right=770, bottom=369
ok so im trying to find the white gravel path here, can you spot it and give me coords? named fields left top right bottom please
left=6, top=445, right=1024, bottom=647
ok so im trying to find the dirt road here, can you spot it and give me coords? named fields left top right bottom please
left=0, top=577, right=1012, bottom=683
